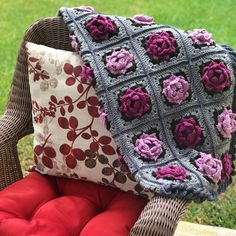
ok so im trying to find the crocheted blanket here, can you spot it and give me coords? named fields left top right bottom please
left=58, top=6, right=236, bottom=202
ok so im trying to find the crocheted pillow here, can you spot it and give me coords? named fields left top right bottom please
left=58, top=6, right=236, bottom=202
left=26, top=42, right=153, bottom=199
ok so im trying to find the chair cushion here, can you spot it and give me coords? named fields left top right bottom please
left=0, top=171, right=147, bottom=236
left=26, top=41, right=153, bottom=199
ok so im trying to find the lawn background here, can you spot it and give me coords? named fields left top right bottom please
left=0, top=0, right=236, bottom=229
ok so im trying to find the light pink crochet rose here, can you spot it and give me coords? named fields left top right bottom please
left=163, top=75, right=190, bottom=104
left=156, top=165, right=187, bottom=180
left=105, top=49, right=134, bottom=75
left=216, top=108, right=236, bottom=138
left=188, top=29, right=214, bottom=46
left=135, top=133, right=163, bottom=160
left=131, top=14, right=154, bottom=25
left=77, top=6, right=95, bottom=12
left=195, top=152, right=223, bottom=184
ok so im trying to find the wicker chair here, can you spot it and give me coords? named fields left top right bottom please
left=0, top=16, right=190, bottom=236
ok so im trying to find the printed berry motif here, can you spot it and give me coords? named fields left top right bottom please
left=221, top=152, right=233, bottom=180
left=135, top=133, right=163, bottom=160
left=216, top=108, right=236, bottom=138
left=188, top=29, right=214, bottom=46
left=130, top=14, right=154, bottom=25
left=201, top=61, right=231, bottom=93
left=174, top=117, right=203, bottom=148
left=155, top=165, right=187, bottom=180
left=105, top=49, right=135, bottom=75
left=195, top=152, right=223, bottom=184
left=86, top=15, right=118, bottom=42
left=162, top=74, right=190, bottom=104
left=119, top=87, right=151, bottom=120
left=144, top=31, right=177, bottom=63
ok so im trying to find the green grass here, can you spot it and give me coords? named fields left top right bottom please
left=1, top=0, right=236, bottom=230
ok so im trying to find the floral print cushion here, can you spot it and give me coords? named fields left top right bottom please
left=58, top=6, right=236, bottom=202
left=26, top=42, right=153, bottom=199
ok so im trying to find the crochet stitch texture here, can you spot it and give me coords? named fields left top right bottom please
left=58, top=6, right=236, bottom=202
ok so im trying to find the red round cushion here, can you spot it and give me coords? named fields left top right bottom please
left=0, top=171, right=147, bottom=236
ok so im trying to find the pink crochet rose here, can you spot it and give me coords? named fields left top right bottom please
left=105, top=49, right=134, bottom=75
left=188, top=29, right=214, bottom=46
left=69, top=35, right=79, bottom=53
left=77, top=6, right=95, bottom=12
left=221, top=153, right=233, bottom=180
left=156, top=165, right=187, bottom=180
left=98, top=107, right=107, bottom=126
left=145, top=31, right=177, bottom=62
left=195, top=152, right=222, bottom=184
left=119, top=87, right=151, bottom=119
left=163, top=75, right=190, bottom=104
left=86, top=15, right=118, bottom=41
left=135, top=133, right=163, bottom=160
left=216, top=108, right=236, bottom=138
left=174, top=118, right=203, bottom=148
left=79, top=64, right=93, bottom=84
left=130, top=14, right=154, bottom=25
left=201, top=61, right=231, bottom=93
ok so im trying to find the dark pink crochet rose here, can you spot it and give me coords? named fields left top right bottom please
left=201, top=61, right=231, bottom=93
left=222, top=153, right=233, bottom=180
left=145, top=31, right=177, bottom=62
left=86, top=15, right=118, bottom=41
left=119, top=87, right=151, bottom=119
left=174, top=118, right=203, bottom=148
left=80, top=64, right=93, bottom=83
left=156, top=165, right=187, bottom=180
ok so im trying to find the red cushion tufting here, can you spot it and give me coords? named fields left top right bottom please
left=0, top=171, right=147, bottom=236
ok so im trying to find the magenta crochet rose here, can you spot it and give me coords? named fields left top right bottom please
left=188, top=29, right=214, bottom=46
left=216, top=108, right=236, bottom=138
left=195, top=152, right=222, bottom=184
left=135, top=133, right=163, bottom=160
left=163, top=75, right=190, bottom=104
left=221, top=153, right=233, bottom=180
left=156, top=165, right=187, bottom=180
left=130, top=14, right=154, bottom=25
left=80, top=64, right=93, bottom=83
left=86, top=15, right=118, bottom=41
left=145, top=31, right=177, bottom=62
left=119, top=87, right=151, bottom=119
left=201, top=61, right=231, bottom=93
left=77, top=6, right=95, bottom=12
left=105, top=49, right=134, bottom=75
left=174, top=118, right=203, bottom=148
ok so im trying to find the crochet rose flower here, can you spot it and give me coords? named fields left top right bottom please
left=135, top=133, right=163, bottom=160
left=156, top=165, right=187, bottom=180
left=98, top=107, right=107, bottom=126
left=78, top=6, right=95, bottom=12
left=80, top=64, right=93, bottom=83
left=105, top=49, right=134, bottom=75
left=216, top=108, right=236, bottom=138
left=130, top=14, right=154, bottom=25
left=119, top=87, right=151, bottom=119
left=188, top=29, right=214, bottom=46
left=145, top=31, right=177, bottom=62
left=195, top=152, right=223, bottom=184
left=163, top=75, right=190, bottom=104
left=221, top=153, right=233, bottom=180
left=69, top=35, right=79, bottom=53
left=201, top=61, right=231, bottom=93
left=174, top=118, right=203, bottom=148
left=86, top=15, right=118, bottom=41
